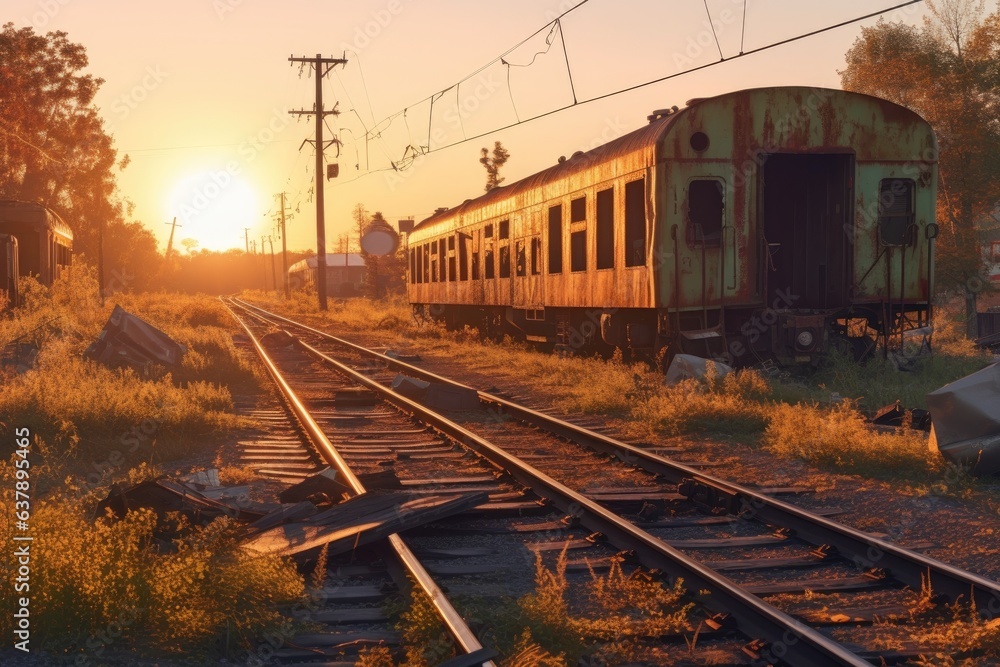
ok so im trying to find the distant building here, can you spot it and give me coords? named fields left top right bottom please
left=288, top=253, right=366, bottom=296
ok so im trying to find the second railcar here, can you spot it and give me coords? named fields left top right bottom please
left=406, top=87, right=937, bottom=367
left=0, top=200, right=73, bottom=305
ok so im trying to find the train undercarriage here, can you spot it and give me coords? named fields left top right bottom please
left=413, top=301, right=933, bottom=370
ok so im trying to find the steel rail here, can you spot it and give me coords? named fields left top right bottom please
left=233, top=297, right=1000, bottom=618
left=222, top=298, right=496, bottom=667
left=254, top=316, right=872, bottom=666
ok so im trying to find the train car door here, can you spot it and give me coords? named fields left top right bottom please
left=513, top=211, right=543, bottom=309
left=669, top=165, right=741, bottom=313
left=758, top=153, right=853, bottom=310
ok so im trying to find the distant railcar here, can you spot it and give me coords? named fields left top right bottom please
left=406, top=86, right=937, bottom=367
left=288, top=253, right=366, bottom=296
left=0, top=200, right=74, bottom=307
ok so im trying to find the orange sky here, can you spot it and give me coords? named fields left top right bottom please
left=10, top=0, right=931, bottom=254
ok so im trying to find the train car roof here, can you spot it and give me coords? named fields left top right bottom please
left=410, top=86, right=930, bottom=235
left=0, top=200, right=74, bottom=240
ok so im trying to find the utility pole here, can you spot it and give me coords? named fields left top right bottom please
left=261, top=235, right=269, bottom=290
left=267, top=235, right=278, bottom=294
left=288, top=53, right=347, bottom=311
left=274, top=192, right=293, bottom=298
left=244, top=227, right=251, bottom=253
left=164, top=217, right=181, bottom=259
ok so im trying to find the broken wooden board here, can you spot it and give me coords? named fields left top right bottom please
left=244, top=491, right=488, bottom=557
left=744, top=574, right=892, bottom=596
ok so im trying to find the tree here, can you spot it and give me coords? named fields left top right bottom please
left=0, top=24, right=160, bottom=290
left=840, top=0, right=1000, bottom=337
left=352, top=203, right=368, bottom=251
left=180, top=238, right=200, bottom=254
left=480, top=141, right=510, bottom=192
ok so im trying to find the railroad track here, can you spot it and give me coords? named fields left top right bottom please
left=225, top=297, right=1000, bottom=666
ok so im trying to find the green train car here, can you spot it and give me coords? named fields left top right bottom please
left=0, top=200, right=74, bottom=307
left=406, top=87, right=937, bottom=366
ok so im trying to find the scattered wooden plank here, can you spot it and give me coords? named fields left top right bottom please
left=413, top=547, right=495, bottom=558
left=588, top=491, right=686, bottom=503
left=526, top=539, right=597, bottom=552
left=319, top=584, right=393, bottom=602
left=744, top=575, right=892, bottom=596
left=426, top=562, right=508, bottom=576
left=401, top=476, right=498, bottom=486
left=796, top=604, right=911, bottom=626
left=245, top=491, right=489, bottom=557
left=705, top=554, right=832, bottom=572
left=664, top=533, right=791, bottom=549
left=288, top=630, right=400, bottom=647
left=634, top=515, right=737, bottom=528
left=299, top=607, right=389, bottom=623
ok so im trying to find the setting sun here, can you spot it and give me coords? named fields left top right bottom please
left=165, top=171, right=262, bottom=252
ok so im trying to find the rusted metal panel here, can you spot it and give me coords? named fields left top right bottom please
left=85, top=305, right=186, bottom=371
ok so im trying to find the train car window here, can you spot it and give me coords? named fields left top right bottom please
left=499, top=245, right=511, bottom=278
left=439, top=240, right=447, bottom=282
left=422, top=245, right=430, bottom=283
left=687, top=179, right=724, bottom=247
left=499, top=220, right=509, bottom=239
left=485, top=245, right=495, bottom=279
left=625, top=178, right=646, bottom=266
left=531, top=237, right=541, bottom=275
left=459, top=234, right=469, bottom=281
left=515, top=239, right=527, bottom=276
left=596, top=187, right=615, bottom=269
left=409, top=248, right=415, bottom=283
left=414, top=246, right=422, bottom=284
left=448, top=236, right=456, bottom=281
left=571, top=196, right=586, bottom=223
left=548, top=205, right=563, bottom=274
left=485, top=223, right=494, bottom=238
left=472, top=249, right=480, bottom=280
left=571, top=230, right=587, bottom=272
left=878, top=178, right=915, bottom=246
left=430, top=242, right=438, bottom=283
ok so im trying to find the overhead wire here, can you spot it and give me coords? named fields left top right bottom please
left=740, top=0, right=748, bottom=55
left=361, top=0, right=594, bottom=145
left=329, top=0, right=923, bottom=187
left=703, top=0, right=725, bottom=60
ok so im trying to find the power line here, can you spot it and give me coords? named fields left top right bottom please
left=330, top=0, right=923, bottom=187
left=359, top=0, right=595, bottom=144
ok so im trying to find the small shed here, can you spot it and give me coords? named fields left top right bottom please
left=288, top=253, right=366, bottom=296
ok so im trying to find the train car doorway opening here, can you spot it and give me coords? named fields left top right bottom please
left=759, top=153, right=853, bottom=310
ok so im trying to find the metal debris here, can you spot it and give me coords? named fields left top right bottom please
left=96, top=478, right=263, bottom=529
left=665, top=354, right=733, bottom=385
left=928, top=363, right=1000, bottom=475
left=244, top=490, right=489, bottom=558
left=869, top=401, right=931, bottom=431
left=84, top=305, right=186, bottom=372
left=278, top=468, right=350, bottom=505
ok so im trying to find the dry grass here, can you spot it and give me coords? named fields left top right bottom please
left=374, top=547, right=691, bottom=666
left=764, top=401, right=936, bottom=479
left=0, top=494, right=305, bottom=660
left=0, top=269, right=302, bottom=662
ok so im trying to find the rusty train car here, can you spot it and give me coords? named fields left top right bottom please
left=0, top=200, right=74, bottom=307
left=406, top=87, right=938, bottom=366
